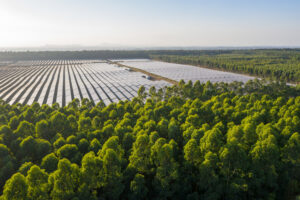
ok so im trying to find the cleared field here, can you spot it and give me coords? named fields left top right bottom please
left=119, top=59, right=255, bottom=83
left=0, top=60, right=170, bottom=106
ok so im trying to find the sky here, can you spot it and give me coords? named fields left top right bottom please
left=0, top=0, right=299, bottom=49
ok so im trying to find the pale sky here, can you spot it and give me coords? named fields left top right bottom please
left=0, top=0, right=299, bottom=48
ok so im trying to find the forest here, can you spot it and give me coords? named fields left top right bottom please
left=0, top=79, right=300, bottom=199
left=150, top=49, right=300, bottom=83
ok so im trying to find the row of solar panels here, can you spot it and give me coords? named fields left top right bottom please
left=0, top=60, right=171, bottom=106
left=8, top=59, right=104, bottom=67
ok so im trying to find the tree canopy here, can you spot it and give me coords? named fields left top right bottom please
left=0, top=79, right=299, bottom=199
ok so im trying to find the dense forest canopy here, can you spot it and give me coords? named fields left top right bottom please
left=150, top=49, right=300, bottom=83
left=0, top=79, right=299, bottom=199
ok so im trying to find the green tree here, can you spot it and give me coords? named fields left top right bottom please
left=129, top=134, right=151, bottom=173
left=2, top=173, right=28, bottom=200
left=26, top=165, right=49, bottom=200
left=138, top=86, right=147, bottom=102
left=78, top=138, right=89, bottom=153
left=151, top=139, right=179, bottom=198
left=0, top=125, right=14, bottom=146
left=129, top=174, right=148, bottom=200
left=101, top=149, right=124, bottom=200
left=57, top=144, right=81, bottom=164
left=22, top=108, right=35, bottom=123
left=15, top=121, right=35, bottom=138
left=8, top=116, right=19, bottom=130
left=49, top=158, right=80, bottom=200
left=200, top=128, right=224, bottom=154
left=41, top=153, right=59, bottom=173
left=88, top=138, right=101, bottom=154
left=184, top=138, right=201, bottom=165
left=0, top=144, right=15, bottom=187
left=18, top=162, right=34, bottom=176
left=36, top=120, right=55, bottom=140
left=78, top=116, right=92, bottom=132
left=50, top=112, right=67, bottom=136
left=80, top=152, right=102, bottom=192
left=19, top=136, right=37, bottom=161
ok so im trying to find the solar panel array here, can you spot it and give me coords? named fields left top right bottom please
left=0, top=59, right=257, bottom=106
left=0, top=60, right=170, bottom=106
left=120, top=59, right=255, bottom=83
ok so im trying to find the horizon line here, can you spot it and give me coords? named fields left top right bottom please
left=1, top=45, right=300, bottom=52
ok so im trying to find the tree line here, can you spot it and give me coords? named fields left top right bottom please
left=0, top=79, right=299, bottom=199
left=0, top=51, right=149, bottom=61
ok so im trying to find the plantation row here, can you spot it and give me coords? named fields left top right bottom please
left=0, top=80, right=299, bottom=199
left=150, top=49, right=300, bottom=83
left=0, top=60, right=170, bottom=106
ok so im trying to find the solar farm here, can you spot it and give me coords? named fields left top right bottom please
left=120, top=59, right=255, bottom=83
left=0, top=60, right=170, bottom=106
left=0, top=59, right=255, bottom=106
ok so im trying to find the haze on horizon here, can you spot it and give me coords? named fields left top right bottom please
left=0, top=0, right=299, bottom=49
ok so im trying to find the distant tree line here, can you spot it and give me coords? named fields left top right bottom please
left=0, top=79, right=300, bottom=199
left=0, top=51, right=150, bottom=61
left=150, top=49, right=300, bottom=83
